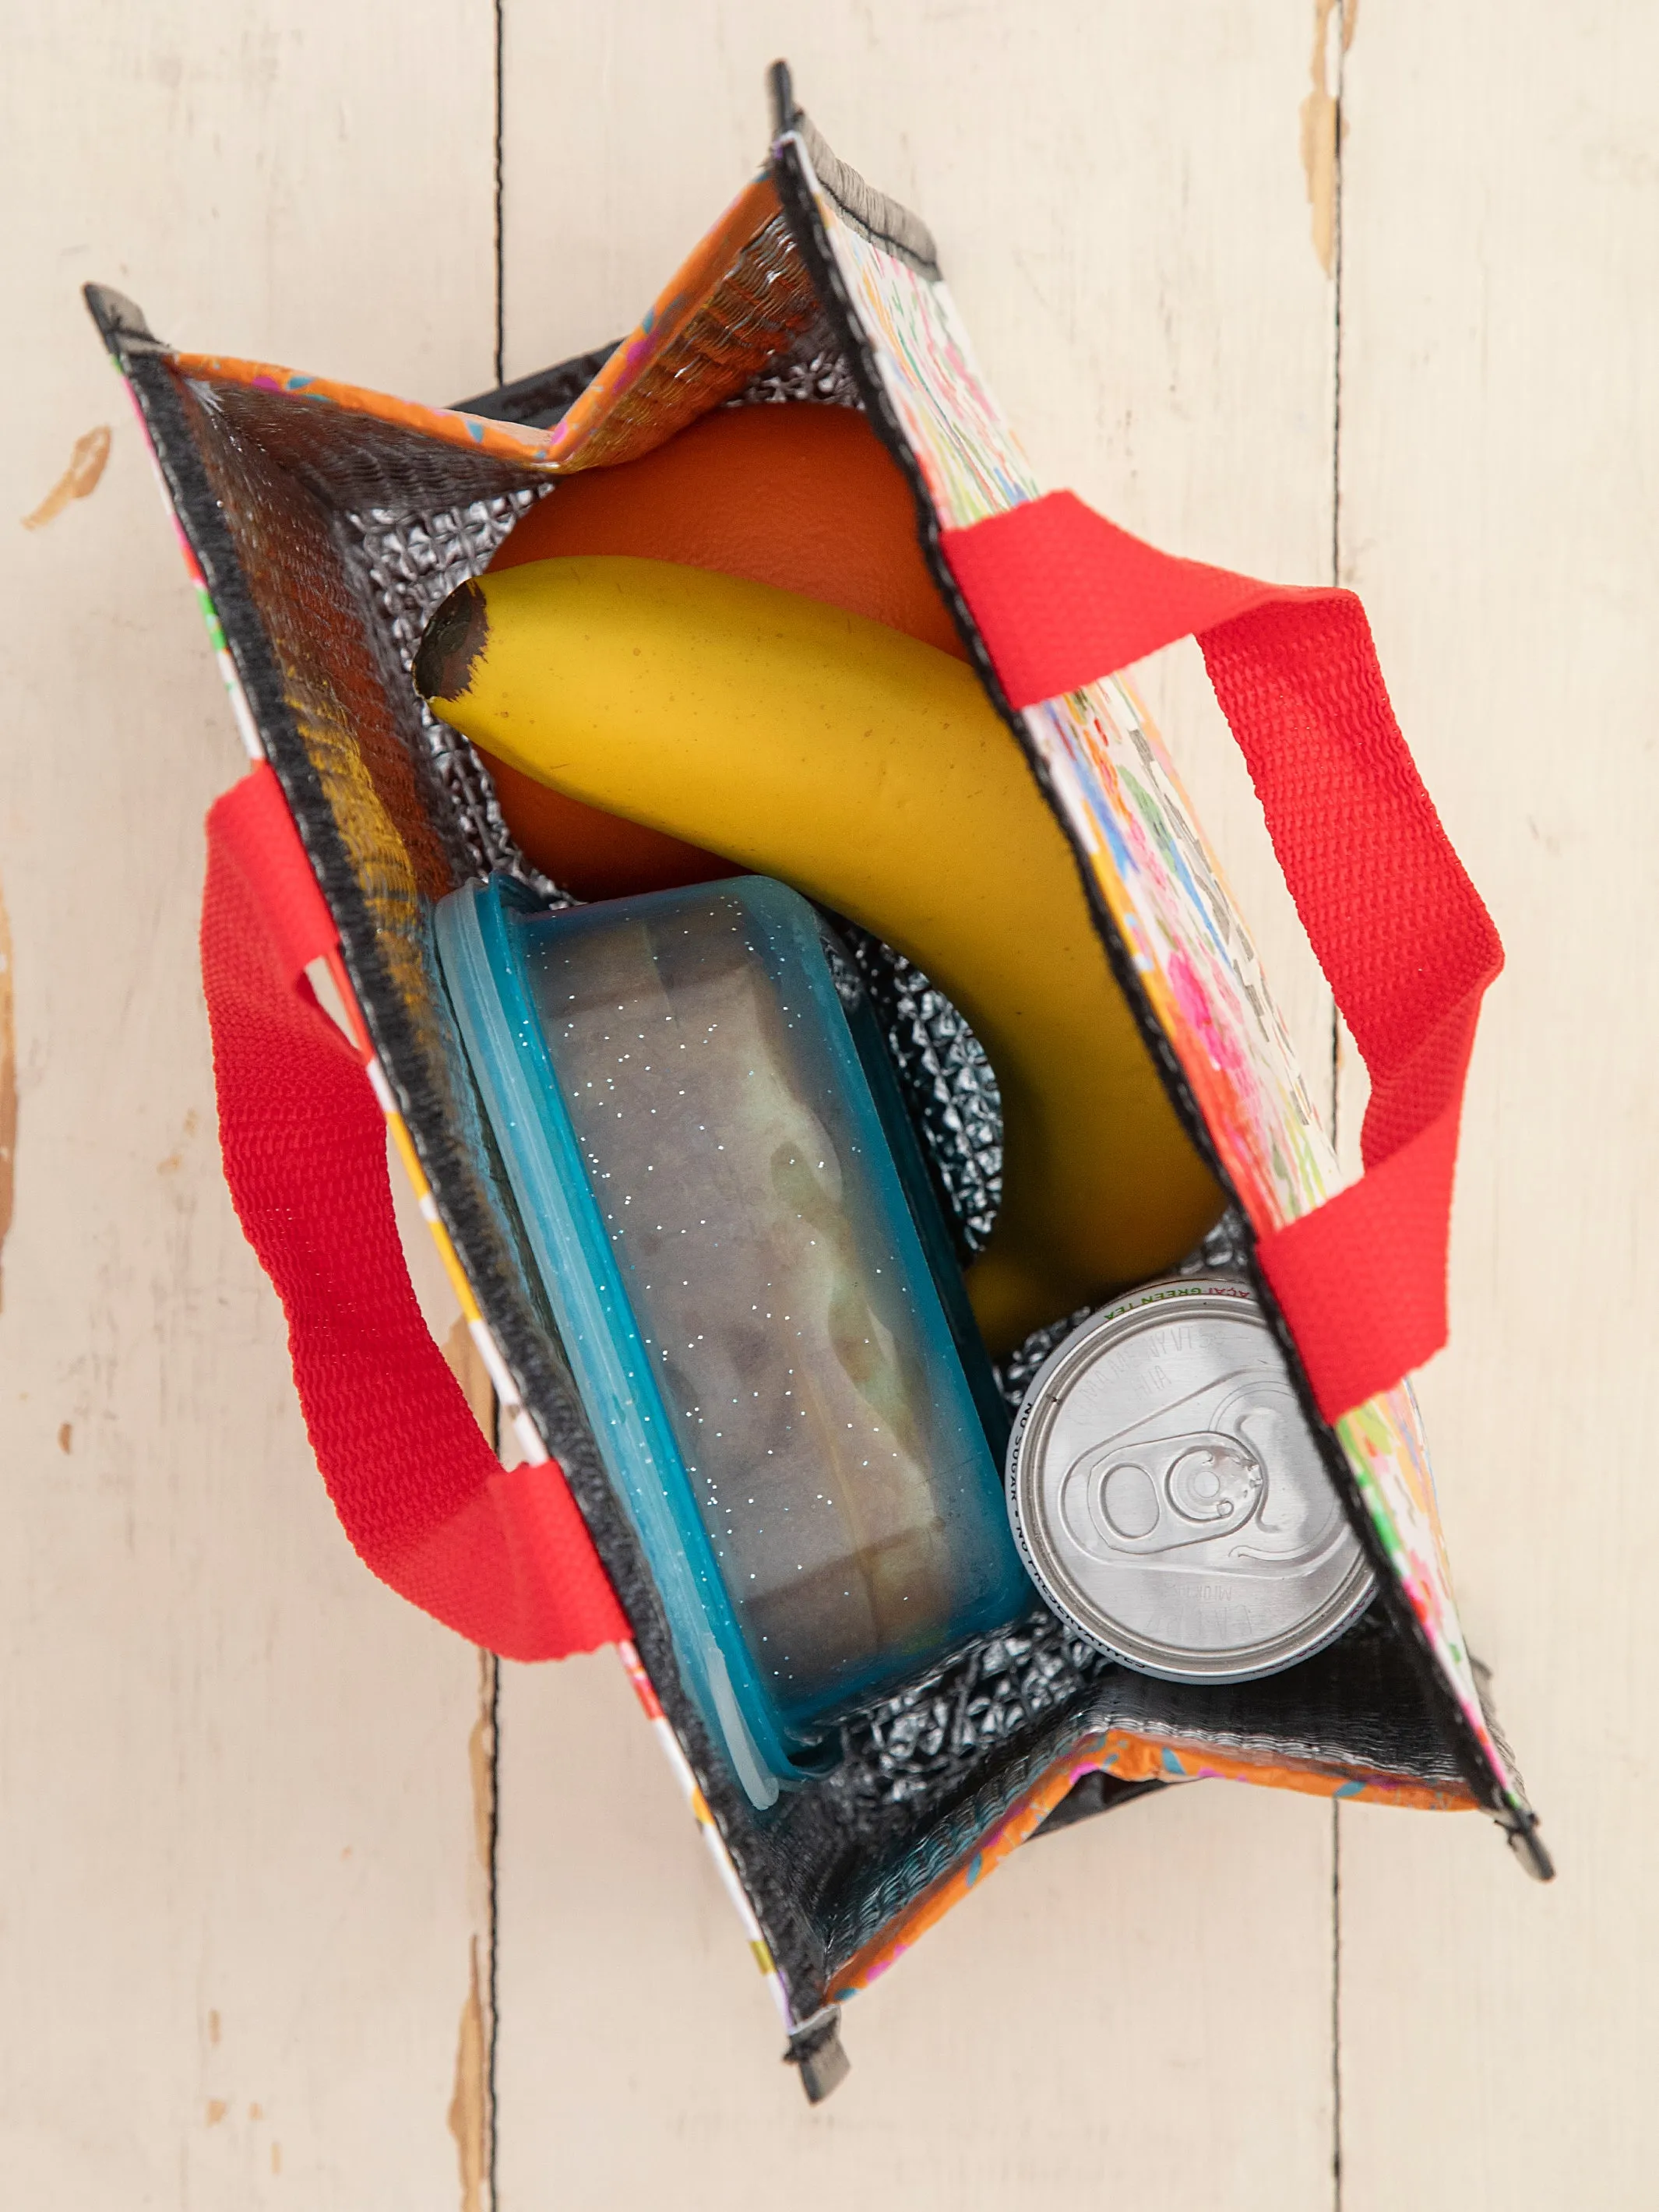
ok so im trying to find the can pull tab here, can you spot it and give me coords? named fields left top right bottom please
left=1062, top=1429, right=1266, bottom=1559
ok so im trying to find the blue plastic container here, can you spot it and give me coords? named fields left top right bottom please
left=435, top=875, right=1030, bottom=1806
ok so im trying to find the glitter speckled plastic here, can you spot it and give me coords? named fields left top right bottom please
left=435, top=875, right=1029, bottom=1805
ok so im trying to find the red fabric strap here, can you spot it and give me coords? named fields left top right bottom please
left=942, top=492, right=1502, bottom=1420
left=200, top=763, right=626, bottom=1659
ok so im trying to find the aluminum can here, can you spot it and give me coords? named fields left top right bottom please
left=1006, top=1278, right=1375, bottom=1683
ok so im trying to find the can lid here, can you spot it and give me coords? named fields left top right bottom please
left=1006, top=1279, right=1374, bottom=1685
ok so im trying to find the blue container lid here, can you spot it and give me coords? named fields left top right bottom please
left=436, top=875, right=1028, bottom=1806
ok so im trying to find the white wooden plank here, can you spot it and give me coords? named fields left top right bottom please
left=0, top=6, right=500, bottom=2204
left=1336, top=5, right=1659, bottom=2204
left=502, top=0, right=1340, bottom=1090
left=496, top=6, right=1344, bottom=2193
left=498, top=1653, right=1335, bottom=2208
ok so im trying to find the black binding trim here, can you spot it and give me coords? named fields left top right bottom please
left=783, top=2006, right=851, bottom=2104
left=770, top=62, right=941, bottom=278
left=1032, top=1770, right=1169, bottom=1838
left=451, top=340, right=622, bottom=430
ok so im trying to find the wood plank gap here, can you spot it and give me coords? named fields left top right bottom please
left=485, top=1649, right=502, bottom=2211
left=481, top=1372, right=502, bottom=2208
left=488, top=16, right=505, bottom=2188
left=1331, top=1802, right=1344, bottom=2210
left=453, top=1645, right=502, bottom=2212
left=1329, top=2, right=1349, bottom=597
left=493, top=0, right=506, bottom=386
left=1329, top=16, right=1351, bottom=2211
left=1328, top=0, right=1347, bottom=1156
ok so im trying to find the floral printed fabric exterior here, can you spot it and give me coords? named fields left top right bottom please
left=794, top=140, right=1519, bottom=1818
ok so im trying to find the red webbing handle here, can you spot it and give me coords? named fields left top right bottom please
left=942, top=493, right=1502, bottom=1421
left=201, top=764, right=627, bottom=1659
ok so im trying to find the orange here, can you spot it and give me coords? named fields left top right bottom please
left=481, top=403, right=965, bottom=900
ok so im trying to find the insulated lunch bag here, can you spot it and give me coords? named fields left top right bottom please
left=91, top=62, right=1547, bottom=2101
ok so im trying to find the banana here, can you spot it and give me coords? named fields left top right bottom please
left=415, top=555, right=1223, bottom=1353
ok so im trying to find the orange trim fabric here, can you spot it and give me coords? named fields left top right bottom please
left=832, top=1729, right=1476, bottom=1999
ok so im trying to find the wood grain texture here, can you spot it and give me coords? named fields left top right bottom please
left=497, top=1653, right=1334, bottom=2210
left=0, top=6, right=499, bottom=2204
left=1336, top=5, right=1659, bottom=2205
left=9, top=0, right=1626, bottom=2197
left=497, top=8, right=1344, bottom=2200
